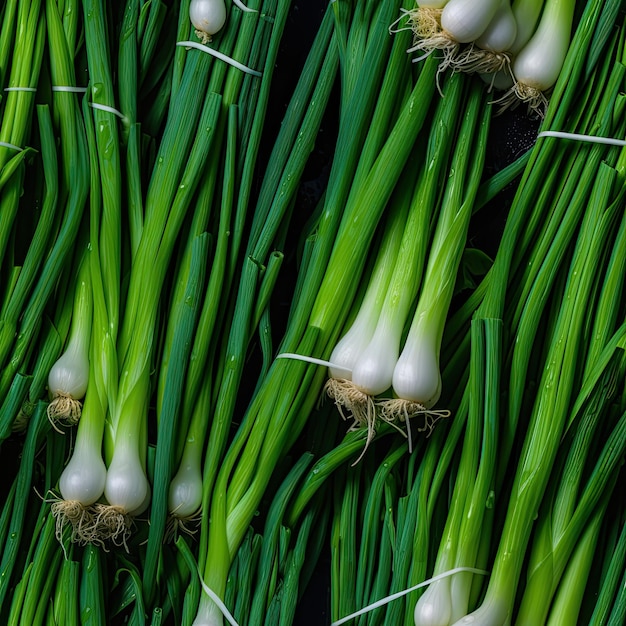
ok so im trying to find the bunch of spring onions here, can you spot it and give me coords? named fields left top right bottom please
left=1, top=0, right=298, bottom=622
left=402, top=0, right=577, bottom=114
left=49, top=0, right=289, bottom=554
left=3, top=0, right=626, bottom=624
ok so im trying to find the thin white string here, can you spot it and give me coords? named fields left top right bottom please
left=88, top=102, right=127, bottom=120
left=52, top=86, right=88, bottom=93
left=4, top=87, right=36, bottom=92
left=176, top=41, right=262, bottom=77
left=0, top=141, right=22, bottom=151
left=331, top=566, right=490, bottom=626
left=197, top=572, right=241, bottom=626
left=538, top=130, right=626, bottom=147
left=232, top=0, right=257, bottom=12
left=276, top=352, right=352, bottom=374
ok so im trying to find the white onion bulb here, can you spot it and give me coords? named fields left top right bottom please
left=414, top=578, right=452, bottom=626
left=441, top=0, right=501, bottom=44
left=392, top=330, right=441, bottom=408
left=475, top=0, right=517, bottom=53
left=48, top=339, right=89, bottom=401
left=59, top=438, right=107, bottom=505
left=190, top=0, right=227, bottom=39
left=351, top=325, right=401, bottom=396
left=512, top=1, right=572, bottom=92
left=104, top=444, right=151, bottom=514
left=168, top=457, right=203, bottom=518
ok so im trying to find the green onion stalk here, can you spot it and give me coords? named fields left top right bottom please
left=516, top=344, right=626, bottom=625
left=49, top=0, right=204, bottom=545
left=153, top=105, right=242, bottom=560
left=0, top=0, right=47, bottom=400
left=236, top=409, right=369, bottom=625
left=140, top=0, right=321, bottom=608
left=7, top=511, right=66, bottom=625
left=191, top=6, right=444, bottom=625
left=155, top=0, right=326, bottom=542
left=141, top=229, right=209, bottom=607
left=0, top=0, right=45, bottom=274
left=11, top=303, right=68, bottom=434
left=226, top=445, right=331, bottom=626
left=178, top=0, right=341, bottom=497
left=0, top=401, right=51, bottom=613
left=0, top=105, right=58, bottom=439
left=386, top=393, right=470, bottom=626
left=325, top=393, right=467, bottom=625
left=587, top=510, right=626, bottom=626
left=323, top=174, right=417, bottom=445
left=544, top=489, right=613, bottom=626
left=380, top=79, right=489, bottom=427
left=441, top=67, right=625, bottom=626
left=329, top=441, right=408, bottom=625
left=408, top=4, right=626, bottom=624
left=0, top=0, right=19, bottom=90
left=40, top=0, right=110, bottom=538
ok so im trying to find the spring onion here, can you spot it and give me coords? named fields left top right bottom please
left=510, top=0, right=575, bottom=114
left=190, top=0, right=227, bottom=43
left=328, top=72, right=467, bottom=445
left=463, top=0, right=517, bottom=73
left=440, top=0, right=501, bottom=44
left=46, top=251, right=92, bottom=427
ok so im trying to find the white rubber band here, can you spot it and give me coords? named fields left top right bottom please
left=0, top=141, right=22, bottom=151
left=331, top=566, right=490, bottom=626
left=176, top=41, right=262, bottom=77
left=276, top=352, right=352, bottom=374
left=233, top=0, right=258, bottom=12
left=197, top=573, right=240, bottom=626
left=538, top=130, right=626, bottom=147
left=52, top=86, right=88, bottom=93
left=88, top=102, right=127, bottom=120
left=4, top=87, right=36, bottom=92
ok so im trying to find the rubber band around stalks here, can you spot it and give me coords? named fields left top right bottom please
left=46, top=393, right=83, bottom=430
